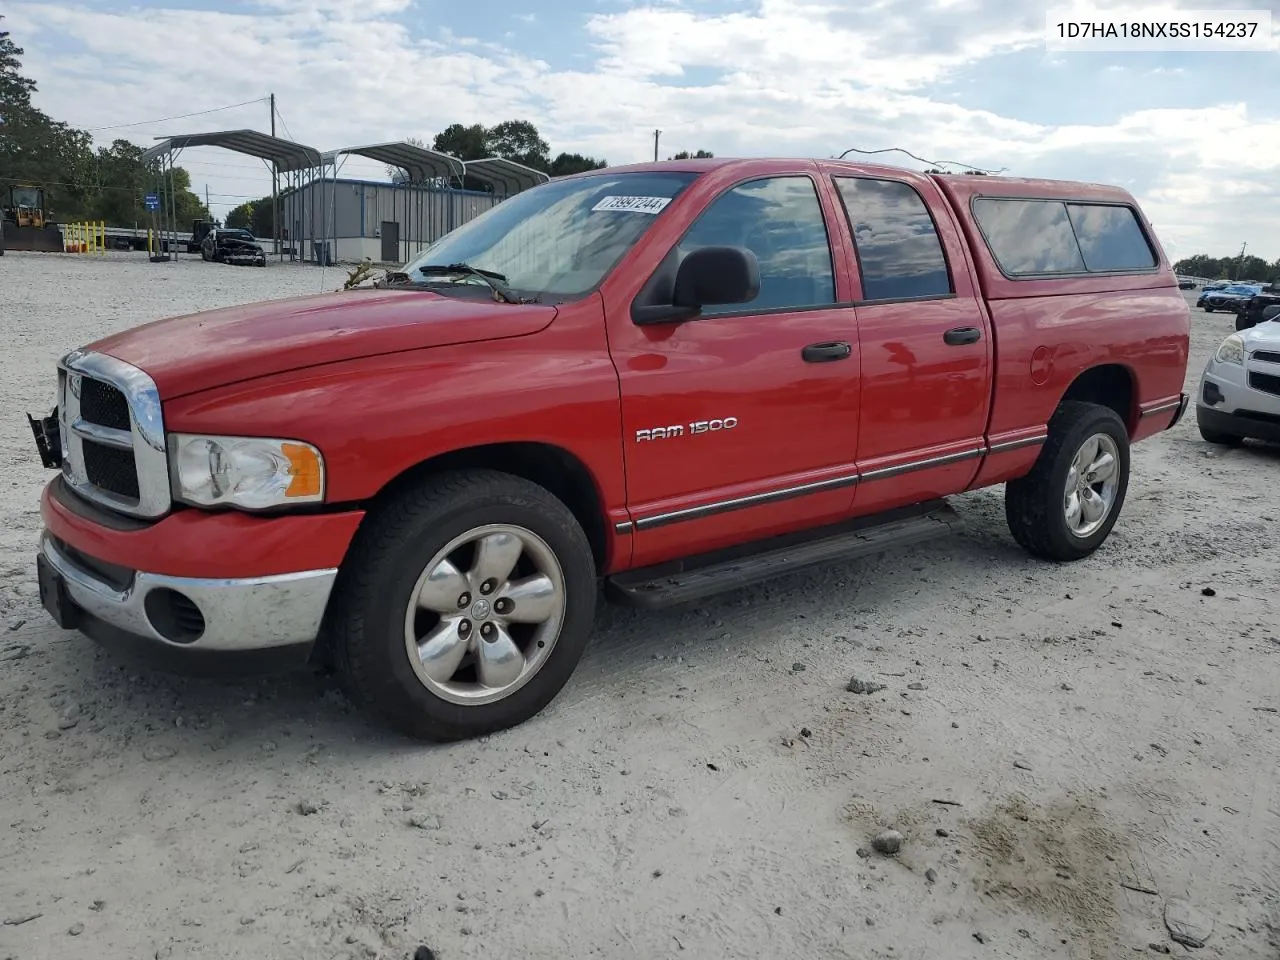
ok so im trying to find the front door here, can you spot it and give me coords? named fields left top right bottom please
left=826, top=173, right=993, bottom=515
left=609, top=172, right=863, bottom=568
left=381, top=220, right=400, bottom=263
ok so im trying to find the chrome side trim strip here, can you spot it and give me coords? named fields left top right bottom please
left=614, top=435, right=1046, bottom=535
left=632, top=472, right=861, bottom=533
left=857, top=446, right=984, bottom=483
left=987, top=434, right=1049, bottom=454
left=1140, top=398, right=1182, bottom=418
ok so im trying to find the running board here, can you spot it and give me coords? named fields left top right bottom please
left=604, top=501, right=962, bottom=610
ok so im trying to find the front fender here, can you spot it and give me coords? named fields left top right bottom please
left=159, top=298, right=627, bottom=509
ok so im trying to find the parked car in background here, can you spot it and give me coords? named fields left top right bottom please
left=28, top=158, right=1191, bottom=741
left=200, top=227, right=267, bottom=267
left=1198, top=322, right=1280, bottom=446
left=1198, top=283, right=1262, bottom=313
left=1236, top=285, right=1280, bottom=331
left=1176, top=276, right=1197, bottom=289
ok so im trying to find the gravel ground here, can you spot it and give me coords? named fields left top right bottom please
left=1, top=251, right=1277, bottom=960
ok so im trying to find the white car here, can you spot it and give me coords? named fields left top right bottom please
left=1197, top=319, right=1280, bottom=446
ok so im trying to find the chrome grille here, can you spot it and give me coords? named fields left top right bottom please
left=57, top=349, right=171, bottom=519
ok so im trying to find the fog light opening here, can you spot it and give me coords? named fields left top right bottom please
left=1202, top=381, right=1224, bottom=406
left=144, top=588, right=207, bottom=644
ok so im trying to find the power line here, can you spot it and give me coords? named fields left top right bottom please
left=835, top=145, right=1006, bottom=175
left=83, top=97, right=269, bottom=133
left=0, top=175, right=268, bottom=201
left=272, top=104, right=296, bottom=142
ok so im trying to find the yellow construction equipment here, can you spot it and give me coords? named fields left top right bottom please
left=2, top=185, right=63, bottom=252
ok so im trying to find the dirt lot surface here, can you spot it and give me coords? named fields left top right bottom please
left=1, top=251, right=1277, bottom=960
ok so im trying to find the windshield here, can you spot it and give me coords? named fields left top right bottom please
left=403, top=171, right=699, bottom=299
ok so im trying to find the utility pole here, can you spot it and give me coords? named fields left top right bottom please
left=653, top=129, right=660, bottom=162
left=1231, top=241, right=1247, bottom=280
left=269, top=92, right=280, bottom=260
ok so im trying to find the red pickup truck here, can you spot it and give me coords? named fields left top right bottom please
left=29, top=158, right=1191, bottom=741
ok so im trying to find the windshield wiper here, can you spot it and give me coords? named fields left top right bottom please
left=403, top=262, right=531, bottom=304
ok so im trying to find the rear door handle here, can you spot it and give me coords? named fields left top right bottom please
left=801, top=341, right=852, bottom=362
left=943, top=326, right=982, bottom=346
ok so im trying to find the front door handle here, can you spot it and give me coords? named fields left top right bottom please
left=943, top=326, right=982, bottom=346
left=802, top=341, right=852, bottom=362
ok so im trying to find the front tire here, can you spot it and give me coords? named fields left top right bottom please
left=1005, top=401, right=1131, bottom=561
left=327, top=470, right=598, bottom=741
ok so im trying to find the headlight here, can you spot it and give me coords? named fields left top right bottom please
left=169, top=434, right=324, bottom=509
left=1214, top=334, right=1245, bottom=366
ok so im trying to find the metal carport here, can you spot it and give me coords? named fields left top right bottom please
left=462, top=157, right=551, bottom=199
left=140, top=129, right=322, bottom=262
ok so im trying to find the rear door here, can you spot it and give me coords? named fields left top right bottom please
left=826, top=172, right=993, bottom=515
left=608, top=170, right=863, bottom=568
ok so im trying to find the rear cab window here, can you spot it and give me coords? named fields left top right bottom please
left=971, top=197, right=1157, bottom=278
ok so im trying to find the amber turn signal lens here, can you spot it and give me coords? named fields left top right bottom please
left=282, top=442, right=323, bottom=498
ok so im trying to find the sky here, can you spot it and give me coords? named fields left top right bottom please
left=7, top=0, right=1280, bottom=263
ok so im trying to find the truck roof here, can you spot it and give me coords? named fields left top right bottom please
left=560, top=157, right=1139, bottom=204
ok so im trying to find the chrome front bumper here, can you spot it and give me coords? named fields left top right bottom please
left=39, top=533, right=337, bottom=652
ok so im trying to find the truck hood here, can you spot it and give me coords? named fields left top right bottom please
left=89, top=288, right=558, bottom=398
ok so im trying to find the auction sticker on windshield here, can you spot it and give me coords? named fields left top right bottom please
left=591, top=196, right=672, bottom=214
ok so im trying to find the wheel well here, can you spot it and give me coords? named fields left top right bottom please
left=1059, top=365, right=1136, bottom=435
left=372, top=443, right=610, bottom=573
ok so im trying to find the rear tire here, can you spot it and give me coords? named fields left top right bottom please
left=327, top=470, right=598, bottom=741
left=1005, top=401, right=1130, bottom=562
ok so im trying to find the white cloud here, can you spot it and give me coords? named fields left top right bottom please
left=7, top=0, right=1280, bottom=261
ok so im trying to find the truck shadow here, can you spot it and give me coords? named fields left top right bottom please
left=44, top=488, right=1053, bottom=756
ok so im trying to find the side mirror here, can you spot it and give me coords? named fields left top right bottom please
left=673, top=245, right=760, bottom=310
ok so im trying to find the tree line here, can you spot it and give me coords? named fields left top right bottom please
left=1, top=17, right=208, bottom=227
left=1172, top=253, right=1280, bottom=283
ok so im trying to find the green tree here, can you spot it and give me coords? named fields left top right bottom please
left=0, top=16, right=94, bottom=221
left=0, top=17, right=37, bottom=108
left=1172, top=254, right=1280, bottom=283
left=78, top=139, right=207, bottom=227
left=549, top=152, right=607, bottom=176
left=236, top=194, right=277, bottom=237
left=433, top=123, right=488, bottom=162
left=669, top=149, right=714, bottom=159
left=1, top=18, right=207, bottom=228
left=226, top=195, right=278, bottom=236
left=429, top=119, right=605, bottom=189
left=484, top=119, right=551, bottom=171
left=226, top=201, right=254, bottom=230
